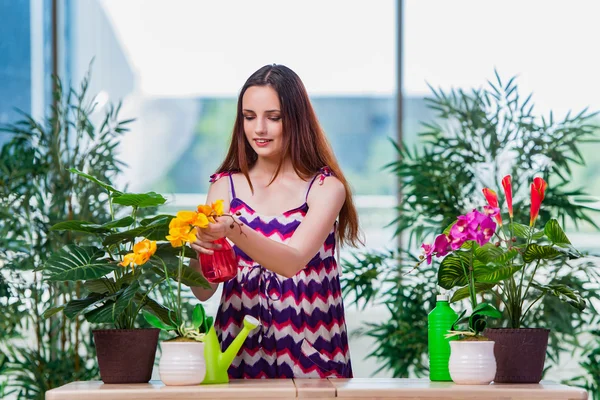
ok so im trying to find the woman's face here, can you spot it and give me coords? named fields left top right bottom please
left=242, top=85, right=284, bottom=161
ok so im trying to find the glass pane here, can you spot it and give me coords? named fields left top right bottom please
left=66, top=0, right=398, bottom=378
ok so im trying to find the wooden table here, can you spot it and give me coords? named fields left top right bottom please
left=45, top=378, right=588, bottom=400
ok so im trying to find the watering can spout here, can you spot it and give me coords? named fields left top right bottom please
left=202, top=315, right=259, bottom=384
left=221, top=315, right=259, bottom=369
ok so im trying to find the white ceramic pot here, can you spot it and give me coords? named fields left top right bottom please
left=159, top=341, right=206, bottom=386
left=449, top=340, right=496, bottom=385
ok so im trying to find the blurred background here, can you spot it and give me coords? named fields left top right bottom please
left=2, top=0, right=600, bottom=398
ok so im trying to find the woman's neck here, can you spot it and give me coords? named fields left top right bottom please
left=252, top=156, right=294, bottom=179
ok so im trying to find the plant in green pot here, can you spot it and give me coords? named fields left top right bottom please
left=427, top=175, right=587, bottom=383
left=41, top=168, right=211, bottom=384
left=421, top=207, right=503, bottom=384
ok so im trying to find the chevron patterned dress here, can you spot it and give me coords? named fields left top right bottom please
left=209, top=167, right=353, bottom=379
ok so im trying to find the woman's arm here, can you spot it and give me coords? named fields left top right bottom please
left=189, top=177, right=230, bottom=301
left=197, top=176, right=346, bottom=278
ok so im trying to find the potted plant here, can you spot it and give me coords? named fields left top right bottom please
left=41, top=168, right=211, bottom=384
left=142, top=200, right=258, bottom=386
left=424, top=175, right=586, bottom=383
left=141, top=205, right=219, bottom=386
left=480, top=176, right=586, bottom=383
left=421, top=207, right=503, bottom=384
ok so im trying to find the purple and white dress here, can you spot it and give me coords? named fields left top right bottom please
left=210, top=167, right=352, bottom=379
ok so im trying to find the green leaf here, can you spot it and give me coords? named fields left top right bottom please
left=438, top=252, right=470, bottom=289
left=84, top=281, right=140, bottom=324
left=135, top=292, right=174, bottom=326
left=51, top=217, right=135, bottom=234
left=450, top=283, right=495, bottom=303
left=143, top=311, right=176, bottom=331
left=532, top=283, right=587, bottom=312
left=42, top=305, right=65, bottom=319
left=544, top=219, right=571, bottom=245
left=140, top=214, right=174, bottom=226
left=205, top=316, right=214, bottom=331
left=68, top=168, right=122, bottom=194
left=506, top=222, right=532, bottom=239
left=474, top=264, right=523, bottom=284
left=102, top=217, right=171, bottom=246
left=474, top=243, right=503, bottom=264
left=64, top=292, right=111, bottom=318
left=51, top=220, right=109, bottom=234
left=471, top=302, right=503, bottom=319
left=192, top=304, right=205, bottom=330
left=112, top=192, right=167, bottom=208
left=155, top=242, right=197, bottom=259
left=84, top=278, right=115, bottom=294
left=44, top=245, right=115, bottom=281
left=151, top=263, right=211, bottom=288
left=523, top=244, right=562, bottom=263
left=487, top=249, right=519, bottom=266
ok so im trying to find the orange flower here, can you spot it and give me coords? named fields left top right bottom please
left=482, top=188, right=502, bottom=226
left=132, top=239, right=157, bottom=265
left=197, top=204, right=213, bottom=216
left=530, top=177, right=547, bottom=226
left=502, top=175, right=513, bottom=219
left=120, top=253, right=136, bottom=270
left=120, top=239, right=157, bottom=270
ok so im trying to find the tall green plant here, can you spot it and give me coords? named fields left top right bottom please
left=564, top=330, right=600, bottom=400
left=342, top=72, right=600, bottom=377
left=0, top=69, right=131, bottom=398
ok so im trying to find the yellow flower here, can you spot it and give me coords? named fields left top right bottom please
left=197, top=204, right=213, bottom=216
left=176, top=211, right=198, bottom=225
left=192, top=213, right=209, bottom=228
left=120, top=239, right=157, bottom=270
left=120, top=253, right=136, bottom=269
left=212, top=200, right=224, bottom=216
left=166, top=225, right=197, bottom=247
left=132, top=239, right=157, bottom=265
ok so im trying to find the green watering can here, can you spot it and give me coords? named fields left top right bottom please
left=202, top=315, right=259, bottom=384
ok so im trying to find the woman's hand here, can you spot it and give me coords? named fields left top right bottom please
left=190, top=217, right=229, bottom=255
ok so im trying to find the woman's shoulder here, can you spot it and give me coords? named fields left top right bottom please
left=209, top=170, right=239, bottom=183
left=307, top=166, right=345, bottom=200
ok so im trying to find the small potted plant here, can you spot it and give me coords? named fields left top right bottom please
left=41, top=169, right=211, bottom=384
left=423, top=175, right=587, bottom=383
left=143, top=201, right=257, bottom=386
left=421, top=207, right=503, bottom=384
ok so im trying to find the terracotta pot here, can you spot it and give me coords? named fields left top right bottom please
left=448, top=341, right=496, bottom=385
left=93, top=328, right=159, bottom=384
left=483, top=328, right=549, bottom=383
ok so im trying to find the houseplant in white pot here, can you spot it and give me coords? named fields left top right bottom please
left=421, top=207, right=504, bottom=384
left=143, top=200, right=245, bottom=385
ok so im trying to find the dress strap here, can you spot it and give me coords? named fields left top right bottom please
left=305, top=166, right=333, bottom=201
left=209, top=171, right=237, bottom=199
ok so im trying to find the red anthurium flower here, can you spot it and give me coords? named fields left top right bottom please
left=482, top=188, right=502, bottom=226
left=530, top=177, right=548, bottom=226
left=502, top=175, right=513, bottom=219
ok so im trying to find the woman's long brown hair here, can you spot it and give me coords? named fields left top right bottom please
left=217, top=64, right=362, bottom=247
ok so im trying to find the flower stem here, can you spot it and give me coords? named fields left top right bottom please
left=177, top=246, right=184, bottom=324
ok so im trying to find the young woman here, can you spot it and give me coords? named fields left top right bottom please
left=190, top=64, right=362, bottom=379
